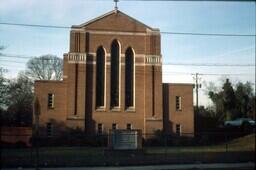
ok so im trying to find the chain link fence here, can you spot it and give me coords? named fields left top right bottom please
left=1, top=128, right=255, bottom=168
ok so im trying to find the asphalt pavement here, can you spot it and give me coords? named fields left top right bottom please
left=2, top=162, right=255, bottom=170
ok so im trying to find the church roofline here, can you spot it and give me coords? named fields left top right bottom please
left=71, top=10, right=159, bottom=32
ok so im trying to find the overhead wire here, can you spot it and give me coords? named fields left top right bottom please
left=120, top=0, right=254, bottom=2
left=0, top=58, right=254, bottom=77
left=0, top=22, right=255, bottom=37
left=1, top=56, right=255, bottom=67
left=0, top=0, right=255, bottom=78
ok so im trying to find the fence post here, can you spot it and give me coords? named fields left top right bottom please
left=34, top=97, right=40, bottom=170
left=35, top=133, right=39, bottom=170
left=30, top=142, right=33, bottom=166
left=164, top=133, right=167, bottom=156
left=225, top=132, right=228, bottom=152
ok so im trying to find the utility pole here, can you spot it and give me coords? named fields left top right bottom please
left=193, top=73, right=201, bottom=135
left=193, top=73, right=201, bottom=111
left=33, top=97, right=40, bottom=170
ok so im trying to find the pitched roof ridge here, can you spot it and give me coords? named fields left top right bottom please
left=117, top=10, right=153, bottom=30
left=71, top=10, right=156, bottom=31
left=72, top=10, right=115, bottom=28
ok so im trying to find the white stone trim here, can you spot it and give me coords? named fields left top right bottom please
left=88, top=52, right=96, bottom=56
left=68, top=61, right=86, bottom=64
left=72, top=29, right=148, bottom=36
left=71, top=29, right=160, bottom=36
left=87, top=61, right=96, bottom=65
left=66, top=52, right=160, bottom=58
left=136, top=63, right=162, bottom=66
left=145, top=55, right=162, bottom=64
left=134, top=54, right=145, bottom=58
left=68, top=53, right=86, bottom=63
left=66, top=52, right=162, bottom=66
left=87, top=63, right=161, bottom=66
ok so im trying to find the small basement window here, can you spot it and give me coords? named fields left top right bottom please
left=98, top=123, right=103, bottom=134
left=112, top=123, right=117, bottom=130
left=46, top=122, right=53, bottom=137
left=127, top=123, right=132, bottom=130
left=176, top=124, right=181, bottom=136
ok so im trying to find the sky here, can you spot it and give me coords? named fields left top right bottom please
left=0, top=0, right=255, bottom=106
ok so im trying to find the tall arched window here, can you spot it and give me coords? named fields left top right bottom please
left=110, top=40, right=120, bottom=107
left=96, top=46, right=105, bottom=107
left=125, top=47, right=134, bottom=108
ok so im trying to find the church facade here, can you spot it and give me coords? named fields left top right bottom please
left=35, top=10, right=194, bottom=137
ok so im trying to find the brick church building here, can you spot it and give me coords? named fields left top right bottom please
left=35, top=9, right=194, bottom=137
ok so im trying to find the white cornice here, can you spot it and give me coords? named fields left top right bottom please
left=70, top=29, right=160, bottom=36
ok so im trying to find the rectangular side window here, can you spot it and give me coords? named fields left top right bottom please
left=175, top=96, right=181, bottom=111
left=176, top=124, right=181, bottom=136
left=48, top=93, right=54, bottom=109
left=46, top=123, right=53, bottom=137
left=98, top=123, right=103, bottom=134
left=127, top=123, right=132, bottom=130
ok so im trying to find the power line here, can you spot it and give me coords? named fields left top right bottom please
left=164, top=62, right=255, bottom=67
left=199, top=73, right=254, bottom=76
left=1, top=58, right=254, bottom=74
left=1, top=59, right=254, bottom=76
left=1, top=53, right=256, bottom=67
left=165, top=72, right=254, bottom=76
left=0, top=22, right=255, bottom=37
left=161, top=31, right=255, bottom=37
left=0, top=58, right=56, bottom=64
left=120, top=0, right=254, bottom=1
left=0, top=59, right=28, bottom=64
left=0, top=22, right=70, bottom=29
left=1, top=63, right=254, bottom=77
left=1, top=54, right=34, bottom=59
left=1, top=57, right=255, bottom=67
left=1, top=64, right=253, bottom=76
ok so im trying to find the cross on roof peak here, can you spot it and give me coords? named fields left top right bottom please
left=114, top=0, right=119, bottom=11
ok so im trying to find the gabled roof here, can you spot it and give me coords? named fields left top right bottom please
left=72, top=10, right=158, bottom=32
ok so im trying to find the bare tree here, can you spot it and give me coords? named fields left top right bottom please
left=25, top=55, right=63, bottom=80
left=0, top=71, right=34, bottom=126
left=0, top=46, right=9, bottom=109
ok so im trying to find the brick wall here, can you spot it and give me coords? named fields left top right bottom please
left=34, top=10, right=193, bottom=137
left=34, top=81, right=67, bottom=128
left=163, top=83, right=194, bottom=136
left=1, top=127, right=32, bottom=146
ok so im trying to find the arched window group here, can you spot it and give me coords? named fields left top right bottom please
left=96, top=46, right=105, bottom=107
left=110, top=40, right=120, bottom=107
left=125, top=47, right=134, bottom=108
left=95, top=40, right=134, bottom=109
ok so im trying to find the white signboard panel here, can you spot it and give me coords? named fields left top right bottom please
left=111, top=130, right=141, bottom=150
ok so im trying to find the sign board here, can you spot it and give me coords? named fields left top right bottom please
left=109, top=129, right=142, bottom=150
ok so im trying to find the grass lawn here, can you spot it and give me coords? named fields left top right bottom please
left=171, top=168, right=254, bottom=170
left=1, top=134, right=255, bottom=168
left=145, top=133, right=255, bottom=154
